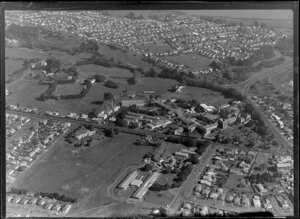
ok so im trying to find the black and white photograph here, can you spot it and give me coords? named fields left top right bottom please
left=1, top=2, right=298, bottom=218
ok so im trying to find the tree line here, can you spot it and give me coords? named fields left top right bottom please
left=9, top=187, right=77, bottom=203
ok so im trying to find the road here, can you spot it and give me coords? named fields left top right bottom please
left=6, top=110, right=199, bottom=141
left=231, top=57, right=294, bottom=153
left=233, top=58, right=293, bottom=95
left=250, top=100, right=293, bottom=152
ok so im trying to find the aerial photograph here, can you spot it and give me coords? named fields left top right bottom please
left=4, top=7, right=296, bottom=217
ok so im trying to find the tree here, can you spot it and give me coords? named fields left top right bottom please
left=45, top=57, right=61, bottom=73
left=104, top=128, right=114, bottom=137
left=163, top=166, right=172, bottom=174
left=190, top=154, right=199, bottom=164
left=114, top=127, right=120, bottom=135
left=223, top=69, right=235, bottom=80
left=129, top=122, right=139, bottom=129
left=144, top=163, right=153, bottom=172
left=184, top=138, right=197, bottom=147
left=160, top=207, right=167, bottom=217
left=147, top=68, right=158, bottom=77
left=254, top=21, right=259, bottom=27
left=143, top=152, right=154, bottom=159
left=103, top=92, right=114, bottom=101
left=105, top=80, right=119, bottom=89
left=115, top=118, right=127, bottom=127
left=94, top=74, right=106, bottom=82
left=254, top=125, right=269, bottom=136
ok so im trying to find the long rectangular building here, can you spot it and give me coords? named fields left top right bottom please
left=122, top=99, right=145, bottom=107
left=131, top=172, right=160, bottom=200
left=118, top=170, right=138, bottom=190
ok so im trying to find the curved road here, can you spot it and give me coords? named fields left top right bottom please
left=233, top=57, right=293, bottom=96
left=231, top=56, right=294, bottom=153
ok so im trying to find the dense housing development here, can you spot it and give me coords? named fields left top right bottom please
left=5, top=8, right=295, bottom=218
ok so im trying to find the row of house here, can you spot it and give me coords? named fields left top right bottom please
left=6, top=117, right=71, bottom=185
left=7, top=194, right=72, bottom=214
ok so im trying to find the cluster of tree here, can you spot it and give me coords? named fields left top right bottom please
left=9, top=187, right=29, bottom=195
left=209, top=60, right=227, bottom=70
left=69, top=40, right=99, bottom=55
left=149, top=183, right=170, bottom=192
left=142, top=163, right=153, bottom=172
left=103, top=92, right=114, bottom=101
left=60, top=80, right=92, bottom=100
left=36, top=81, right=58, bottom=101
left=189, top=153, right=200, bottom=164
left=104, top=127, right=120, bottom=137
left=243, top=103, right=270, bottom=131
left=105, top=80, right=119, bottom=89
left=157, top=68, right=185, bottom=81
left=175, top=98, right=199, bottom=109
left=94, top=74, right=106, bottom=83
left=62, top=66, right=79, bottom=77
left=247, top=172, right=280, bottom=184
left=127, top=104, right=164, bottom=117
left=127, top=69, right=142, bottom=85
left=166, top=136, right=197, bottom=147
left=177, top=163, right=194, bottom=182
left=44, top=57, right=62, bottom=73
left=166, top=136, right=212, bottom=152
left=9, top=188, right=77, bottom=203
left=144, top=68, right=159, bottom=77
left=34, top=192, right=77, bottom=203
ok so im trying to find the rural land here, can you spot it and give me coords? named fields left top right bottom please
left=5, top=10, right=295, bottom=217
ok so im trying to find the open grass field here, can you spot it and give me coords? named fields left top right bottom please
left=77, top=64, right=133, bottom=79
left=98, top=44, right=160, bottom=72
left=144, top=187, right=176, bottom=206
left=5, top=59, right=24, bottom=76
left=140, top=42, right=174, bottom=54
left=70, top=202, right=137, bottom=217
left=268, top=67, right=293, bottom=97
left=54, top=83, right=83, bottom=96
left=165, top=54, right=212, bottom=70
left=5, top=47, right=49, bottom=60
left=162, top=86, right=231, bottom=106
left=6, top=47, right=91, bottom=67
left=11, top=133, right=154, bottom=211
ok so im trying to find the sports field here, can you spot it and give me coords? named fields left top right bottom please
left=54, top=83, right=83, bottom=96
left=11, top=133, right=153, bottom=210
left=165, top=54, right=212, bottom=70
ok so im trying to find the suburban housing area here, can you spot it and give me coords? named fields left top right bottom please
left=4, top=8, right=295, bottom=218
